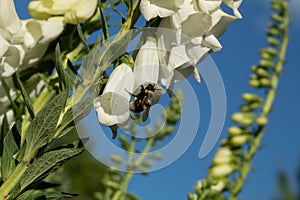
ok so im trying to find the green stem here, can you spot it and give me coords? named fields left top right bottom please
left=0, top=162, right=28, bottom=200
left=118, top=137, right=154, bottom=200
left=229, top=6, right=289, bottom=199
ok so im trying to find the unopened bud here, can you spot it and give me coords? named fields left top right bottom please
left=228, top=126, right=244, bottom=136
left=257, top=116, right=268, bottom=126
left=229, top=135, right=250, bottom=147
left=210, top=164, right=234, bottom=178
left=242, top=93, right=262, bottom=103
left=249, top=79, right=261, bottom=88
left=267, top=37, right=279, bottom=47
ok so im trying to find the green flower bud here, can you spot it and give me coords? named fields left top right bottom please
left=232, top=112, right=255, bottom=126
left=256, top=68, right=270, bottom=78
left=261, top=48, right=278, bottom=57
left=228, top=126, right=243, bottom=136
left=259, top=59, right=275, bottom=68
left=251, top=65, right=258, bottom=72
left=260, top=78, right=272, bottom=87
left=229, top=135, right=250, bottom=147
left=213, top=156, right=231, bottom=165
left=210, top=164, right=234, bottom=178
left=141, top=160, right=153, bottom=168
left=267, top=27, right=280, bottom=36
left=242, top=93, right=262, bottom=103
left=257, top=116, right=268, bottom=126
left=271, top=3, right=282, bottom=11
left=267, top=37, right=280, bottom=47
left=151, top=152, right=163, bottom=160
left=194, top=180, right=204, bottom=190
left=210, top=180, right=226, bottom=192
left=271, top=14, right=284, bottom=23
left=110, top=155, right=123, bottom=164
left=249, top=79, right=261, bottom=88
left=188, top=193, right=197, bottom=200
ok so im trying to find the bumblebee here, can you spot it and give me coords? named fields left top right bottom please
left=128, top=84, right=159, bottom=121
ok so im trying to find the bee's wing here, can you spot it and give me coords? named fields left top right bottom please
left=142, top=109, right=150, bottom=122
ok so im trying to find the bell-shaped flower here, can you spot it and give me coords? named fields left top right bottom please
left=140, top=0, right=185, bottom=21
left=133, top=36, right=164, bottom=103
left=93, top=64, right=134, bottom=126
left=28, top=0, right=98, bottom=24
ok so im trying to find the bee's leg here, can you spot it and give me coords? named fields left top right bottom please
left=125, top=88, right=138, bottom=97
left=142, top=109, right=150, bottom=122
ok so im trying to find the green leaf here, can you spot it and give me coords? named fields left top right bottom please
left=55, top=44, right=67, bottom=89
left=81, top=44, right=101, bottom=83
left=20, top=147, right=84, bottom=191
left=99, top=5, right=109, bottom=41
left=23, top=90, right=68, bottom=162
left=0, top=77, right=20, bottom=116
left=16, top=190, right=78, bottom=200
left=13, top=73, right=35, bottom=119
left=77, top=24, right=90, bottom=52
left=1, top=114, right=9, bottom=156
left=1, top=124, right=19, bottom=180
left=66, top=59, right=80, bottom=88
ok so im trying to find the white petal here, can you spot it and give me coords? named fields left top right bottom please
left=140, top=0, right=185, bottom=21
left=195, top=0, right=222, bottom=13
left=185, top=42, right=209, bottom=64
left=28, top=1, right=52, bottom=19
left=209, top=9, right=237, bottom=38
left=37, top=17, right=65, bottom=43
left=181, top=12, right=212, bottom=38
left=0, top=45, right=24, bottom=77
left=0, top=35, right=9, bottom=58
left=104, top=63, right=134, bottom=100
left=65, top=0, right=97, bottom=24
left=133, top=39, right=159, bottom=91
left=223, top=0, right=243, bottom=18
left=0, top=0, right=21, bottom=35
left=170, top=0, right=196, bottom=28
left=202, top=34, right=222, bottom=52
left=94, top=93, right=130, bottom=126
left=159, top=64, right=174, bottom=89
left=192, top=67, right=201, bottom=83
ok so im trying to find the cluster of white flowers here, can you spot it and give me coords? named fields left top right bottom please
left=94, top=0, right=242, bottom=128
left=0, top=0, right=97, bottom=125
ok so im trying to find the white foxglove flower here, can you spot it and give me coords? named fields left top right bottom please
left=133, top=37, right=164, bottom=103
left=140, top=0, right=185, bottom=21
left=28, top=0, right=98, bottom=24
left=94, top=64, right=134, bottom=126
left=0, top=0, right=64, bottom=77
left=0, top=0, right=64, bottom=124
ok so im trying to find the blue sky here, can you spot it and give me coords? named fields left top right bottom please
left=14, top=0, right=300, bottom=199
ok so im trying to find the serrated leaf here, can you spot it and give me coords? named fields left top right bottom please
left=23, top=90, right=68, bottom=162
left=77, top=24, right=90, bottom=52
left=55, top=44, right=67, bottom=89
left=14, top=73, right=35, bottom=119
left=1, top=124, right=19, bottom=180
left=20, top=147, right=84, bottom=191
left=16, top=190, right=77, bottom=200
